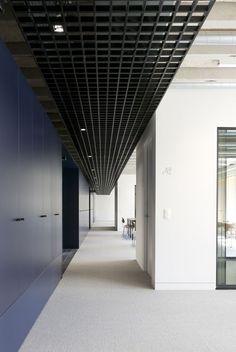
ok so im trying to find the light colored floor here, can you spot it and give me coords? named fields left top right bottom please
left=91, top=220, right=115, bottom=227
left=20, top=231, right=236, bottom=352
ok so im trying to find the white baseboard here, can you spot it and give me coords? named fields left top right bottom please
left=154, top=282, right=215, bottom=290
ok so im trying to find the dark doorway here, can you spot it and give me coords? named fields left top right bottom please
left=62, top=148, right=78, bottom=273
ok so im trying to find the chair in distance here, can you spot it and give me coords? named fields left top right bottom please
left=121, top=217, right=129, bottom=239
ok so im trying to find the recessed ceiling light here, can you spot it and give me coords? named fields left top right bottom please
left=81, top=128, right=86, bottom=132
left=88, top=155, right=92, bottom=158
left=53, top=24, right=64, bottom=33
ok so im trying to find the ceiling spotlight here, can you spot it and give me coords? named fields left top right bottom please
left=0, top=0, right=5, bottom=14
left=81, top=128, right=86, bottom=132
left=88, top=155, right=92, bottom=158
left=53, top=24, right=64, bottom=33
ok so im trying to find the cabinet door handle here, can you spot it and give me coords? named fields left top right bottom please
left=39, top=215, right=47, bottom=218
left=13, top=218, right=25, bottom=222
left=54, top=213, right=60, bottom=216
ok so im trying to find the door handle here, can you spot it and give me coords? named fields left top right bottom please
left=54, top=213, right=60, bottom=216
left=39, top=215, right=47, bottom=218
left=13, top=218, right=25, bottom=222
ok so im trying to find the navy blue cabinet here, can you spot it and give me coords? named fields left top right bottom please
left=51, top=129, right=62, bottom=259
left=17, top=73, right=35, bottom=294
left=32, top=100, right=44, bottom=277
left=41, top=114, right=52, bottom=265
left=0, top=39, right=62, bottom=337
left=0, top=44, right=19, bottom=315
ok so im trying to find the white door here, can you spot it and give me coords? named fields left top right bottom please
left=144, top=138, right=155, bottom=278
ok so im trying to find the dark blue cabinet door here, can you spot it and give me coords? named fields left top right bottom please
left=41, top=114, right=52, bottom=265
left=0, top=41, right=63, bottom=350
left=55, top=139, right=62, bottom=257
left=32, top=102, right=44, bottom=276
left=50, top=124, right=57, bottom=260
left=17, top=73, right=35, bottom=292
left=0, top=43, right=19, bottom=315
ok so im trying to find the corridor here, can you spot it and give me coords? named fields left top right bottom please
left=20, top=231, right=236, bottom=352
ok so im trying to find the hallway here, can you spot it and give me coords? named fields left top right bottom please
left=19, top=231, right=236, bottom=352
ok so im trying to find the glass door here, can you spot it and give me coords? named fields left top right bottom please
left=217, top=128, right=236, bottom=288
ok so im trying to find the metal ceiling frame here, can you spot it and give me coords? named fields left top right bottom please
left=8, top=0, right=215, bottom=194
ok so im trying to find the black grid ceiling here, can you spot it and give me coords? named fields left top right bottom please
left=11, top=0, right=214, bottom=194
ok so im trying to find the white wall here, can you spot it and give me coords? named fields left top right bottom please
left=155, top=86, right=236, bottom=290
left=136, top=113, right=156, bottom=287
left=93, top=190, right=115, bottom=225
left=226, top=173, right=236, bottom=223
left=117, top=174, right=136, bottom=231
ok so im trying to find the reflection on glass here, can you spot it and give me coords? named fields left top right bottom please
left=217, top=129, right=236, bottom=287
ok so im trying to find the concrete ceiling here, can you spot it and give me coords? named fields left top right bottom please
left=122, top=150, right=136, bottom=175
left=173, top=0, right=236, bottom=84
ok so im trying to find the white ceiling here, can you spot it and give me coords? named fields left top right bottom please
left=173, top=0, right=236, bottom=84
left=122, top=150, right=136, bottom=175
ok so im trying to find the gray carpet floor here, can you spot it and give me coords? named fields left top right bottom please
left=20, top=231, right=236, bottom=352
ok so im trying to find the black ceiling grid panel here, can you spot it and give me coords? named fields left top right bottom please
left=105, top=0, right=185, bottom=189
left=10, top=0, right=214, bottom=194
left=105, top=0, right=207, bottom=190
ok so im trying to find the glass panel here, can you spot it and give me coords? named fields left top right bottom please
left=217, top=129, right=236, bottom=287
